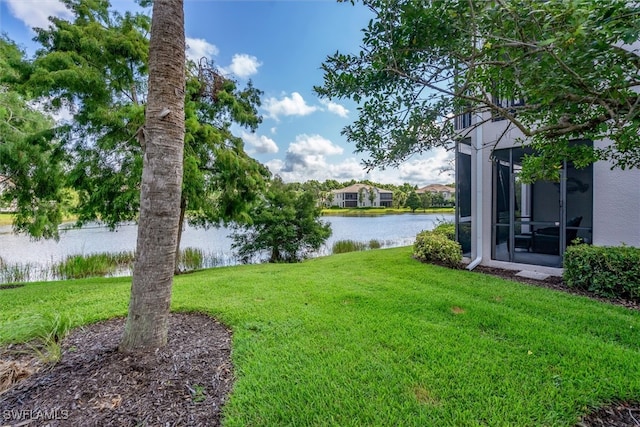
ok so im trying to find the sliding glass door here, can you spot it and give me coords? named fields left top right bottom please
left=456, top=139, right=472, bottom=256
left=491, top=144, right=592, bottom=267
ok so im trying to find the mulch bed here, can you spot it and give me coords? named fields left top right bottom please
left=0, top=313, right=233, bottom=427
left=1, top=267, right=639, bottom=426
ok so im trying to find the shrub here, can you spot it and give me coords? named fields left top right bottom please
left=413, top=230, right=462, bottom=268
left=432, top=222, right=456, bottom=241
left=332, top=240, right=367, bottom=254
left=368, top=239, right=382, bottom=249
left=564, top=244, right=640, bottom=301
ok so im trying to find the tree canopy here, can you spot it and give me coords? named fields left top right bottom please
left=3, top=0, right=268, bottom=241
left=0, top=37, right=66, bottom=239
left=317, top=0, right=640, bottom=180
left=231, top=177, right=332, bottom=263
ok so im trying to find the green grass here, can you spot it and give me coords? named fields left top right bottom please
left=0, top=213, right=77, bottom=226
left=0, top=213, right=13, bottom=226
left=1, top=247, right=639, bottom=426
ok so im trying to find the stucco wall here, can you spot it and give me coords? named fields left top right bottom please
left=592, top=157, right=640, bottom=247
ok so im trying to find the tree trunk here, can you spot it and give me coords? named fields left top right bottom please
left=119, top=0, right=185, bottom=352
left=174, top=195, right=187, bottom=275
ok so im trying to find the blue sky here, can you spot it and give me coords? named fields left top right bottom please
left=0, top=0, right=453, bottom=185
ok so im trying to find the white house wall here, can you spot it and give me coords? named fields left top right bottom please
left=592, top=139, right=640, bottom=247
left=465, top=114, right=640, bottom=269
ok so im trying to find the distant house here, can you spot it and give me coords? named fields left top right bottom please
left=416, top=184, right=455, bottom=202
left=331, top=183, right=393, bottom=208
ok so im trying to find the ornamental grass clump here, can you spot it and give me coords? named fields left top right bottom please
left=332, top=240, right=367, bottom=254
left=413, top=230, right=462, bottom=268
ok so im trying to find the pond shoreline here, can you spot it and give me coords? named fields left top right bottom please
left=1, top=213, right=454, bottom=283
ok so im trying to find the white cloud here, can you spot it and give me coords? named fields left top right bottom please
left=265, top=158, right=285, bottom=173
left=6, top=0, right=72, bottom=29
left=320, top=99, right=349, bottom=118
left=270, top=127, right=277, bottom=134
left=395, top=148, right=454, bottom=185
left=288, top=134, right=343, bottom=156
left=222, top=54, right=262, bottom=79
left=264, top=134, right=356, bottom=182
left=268, top=156, right=366, bottom=183
left=263, top=92, right=317, bottom=120
left=186, top=37, right=219, bottom=62
left=241, top=131, right=279, bottom=154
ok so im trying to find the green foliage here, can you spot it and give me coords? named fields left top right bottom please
left=189, top=384, right=207, bottom=403
left=2, top=312, right=73, bottom=364
left=316, top=0, right=640, bottom=178
left=564, top=244, right=640, bottom=301
left=405, top=191, right=421, bottom=212
left=2, top=247, right=640, bottom=425
left=177, top=247, right=205, bottom=272
left=368, top=239, right=382, bottom=249
left=418, top=192, right=432, bottom=210
left=432, top=222, right=456, bottom=241
left=413, top=230, right=462, bottom=268
left=231, top=177, right=332, bottom=263
left=333, top=239, right=383, bottom=254
left=332, top=240, right=367, bottom=254
left=0, top=256, right=32, bottom=284
left=0, top=37, right=67, bottom=240
left=2, top=0, right=269, bottom=242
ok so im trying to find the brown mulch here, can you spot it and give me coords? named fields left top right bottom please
left=1, top=267, right=639, bottom=426
left=0, top=313, right=233, bottom=427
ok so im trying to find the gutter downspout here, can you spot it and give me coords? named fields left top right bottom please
left=467, top=118, right=483, bottom=271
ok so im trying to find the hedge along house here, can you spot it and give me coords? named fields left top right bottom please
left=455, top=109, right=640, bottom=273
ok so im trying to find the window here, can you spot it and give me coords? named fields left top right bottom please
left=454, top=112, right=472, bottom=130
left=491, top=96, right=525, bottom=121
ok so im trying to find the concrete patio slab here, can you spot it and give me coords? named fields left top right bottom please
left=515, top=270, right=551, bottom=281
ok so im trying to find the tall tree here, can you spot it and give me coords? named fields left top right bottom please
left=317, top=0, right=640, bottom=180
left=119, top=0, right=185, bottom=351
left=231, top=177, right=332, bottom=263
left=418, top=192, right=432, bottom=211
left=0, top=37, right=67, bottom=239
left=10, top=0, right=268, bottom=261
left=367, top=186, right=376, bottom=206
left=405, top=191, right=420, bottom=212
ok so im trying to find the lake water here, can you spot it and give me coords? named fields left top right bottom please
left=0, top=213, right=452, bottom=279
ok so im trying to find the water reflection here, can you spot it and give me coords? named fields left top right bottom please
left=1, top=213, right=452, bottom=281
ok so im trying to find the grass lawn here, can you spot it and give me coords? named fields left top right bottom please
left=0, top=213, right=14, bottom=226
left=0, top=213, right=78, bottom=227
left=1, top=247, right=639, bottom=426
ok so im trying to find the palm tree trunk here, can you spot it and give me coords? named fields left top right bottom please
left=120, top=0, right=185, bottom=352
